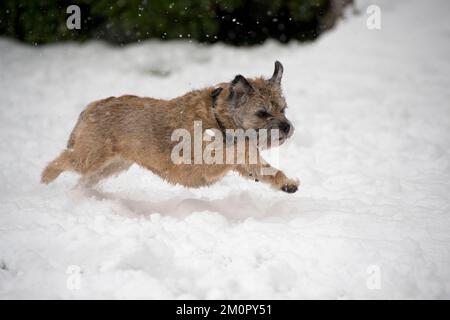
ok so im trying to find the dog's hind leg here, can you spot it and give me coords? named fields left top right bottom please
left=77, top=157, right=132, bottom=188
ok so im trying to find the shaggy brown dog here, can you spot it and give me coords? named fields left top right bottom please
left=42, top=61, right=299, bottom=193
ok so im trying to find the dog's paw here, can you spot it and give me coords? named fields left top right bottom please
left=280, top=180, right=299, bottom=193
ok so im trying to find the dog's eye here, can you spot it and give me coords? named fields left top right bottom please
left=256, top=110, right=270, bottom=118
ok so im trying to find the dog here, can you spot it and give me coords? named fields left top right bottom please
left=42, top=61, right=299, bottom=193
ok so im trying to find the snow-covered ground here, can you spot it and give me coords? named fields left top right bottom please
left=0, top=0, right=449, bottom=299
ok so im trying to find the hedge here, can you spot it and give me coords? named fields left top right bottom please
left=0, top=0, right=349, bottom=46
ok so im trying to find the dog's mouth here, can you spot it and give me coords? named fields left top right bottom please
left=237, top=127, right=293, bottom=149
left=277, top=134, right=290, bottom=146
left=258, top=131, right=290, bottom=148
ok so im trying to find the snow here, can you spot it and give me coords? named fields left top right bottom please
left=0, top=0, right=449, bottom=299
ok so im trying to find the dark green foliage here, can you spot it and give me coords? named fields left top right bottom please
left=0, top=0, right=335, bottom=46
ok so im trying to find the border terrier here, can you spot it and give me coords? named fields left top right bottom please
left=42, top=61, right=299, bottom=193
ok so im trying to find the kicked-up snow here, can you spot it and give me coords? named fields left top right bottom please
left=0, top=0, right=449, bottom=299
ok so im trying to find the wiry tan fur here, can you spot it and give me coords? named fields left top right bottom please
left=42, top=61, right=299, bottom=193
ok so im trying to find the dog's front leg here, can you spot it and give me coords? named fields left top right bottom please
left=234, top=160, right=299, bottom=193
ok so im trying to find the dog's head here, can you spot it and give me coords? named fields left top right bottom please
left=221, top=61, right=294, bottom=146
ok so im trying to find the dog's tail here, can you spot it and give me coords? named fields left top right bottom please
left=42, top=109, right=88, bottom=184
left=41, top=150, right=73, bottom=184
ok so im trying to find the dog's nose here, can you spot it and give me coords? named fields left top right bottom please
left=279, top=122, right=291, bottom=135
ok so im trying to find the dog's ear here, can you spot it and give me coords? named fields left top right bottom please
left=229, top=75, right=254, bottom=107
left=269, top=61, right=283, bottom=86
